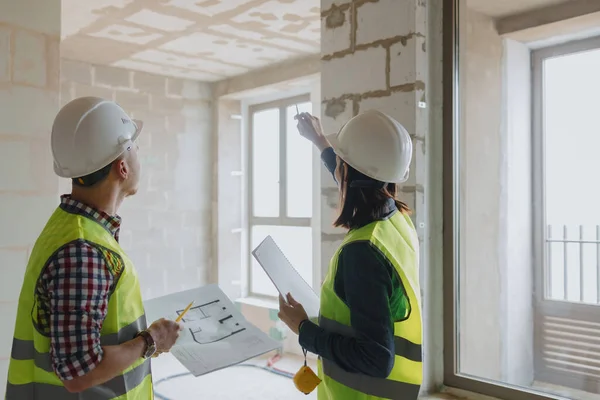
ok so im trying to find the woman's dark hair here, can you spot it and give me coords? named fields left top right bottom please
left=333, top=159, right=410, bottom=230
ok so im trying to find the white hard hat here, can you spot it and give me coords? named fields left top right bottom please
left=51, top=97, right=143, bottom=178
left=325, top=110, right=412, bottom=184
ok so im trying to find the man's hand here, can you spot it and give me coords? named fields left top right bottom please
left=295, top=112, right=329, bottom=152
left=147, top=318, right=182, bottom=354
left=278, top=293, right=309, bottom=335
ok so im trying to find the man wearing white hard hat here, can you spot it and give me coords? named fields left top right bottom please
left=278, top=110, right=422, bottom=399
left=6, top=97, right=181, bottom=399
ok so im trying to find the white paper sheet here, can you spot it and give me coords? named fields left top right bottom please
left=144, top=284, right=280, bottom=377
left=252, top=235, right=321, bottom=319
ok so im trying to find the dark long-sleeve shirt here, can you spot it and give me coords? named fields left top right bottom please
left=298, top=147, right=410, bottom=378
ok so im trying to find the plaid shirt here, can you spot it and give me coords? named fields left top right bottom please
left=35, top=195, right=123, bottom=381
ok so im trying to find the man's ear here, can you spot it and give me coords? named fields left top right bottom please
left=113, top=158, right=129, bottom=180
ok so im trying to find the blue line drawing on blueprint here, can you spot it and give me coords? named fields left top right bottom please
left=176, top=299, right=246, bottom=344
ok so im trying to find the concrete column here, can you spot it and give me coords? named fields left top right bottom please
left=0, top=0, right=61, bottom=390
left=320, top=0, right=443, bottom=392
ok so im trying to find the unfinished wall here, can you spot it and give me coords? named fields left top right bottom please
left=0, top=0, right=61, bottom=393
left=320, top=0, right=426, bottom=259
left=60, top=61, right=214, bottom=300
left=320, top=0, right=445, bottom=392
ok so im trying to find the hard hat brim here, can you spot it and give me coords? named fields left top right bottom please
left=325, top=133, right=340, bottom=154
left=132, top=119, right=144, bottom=142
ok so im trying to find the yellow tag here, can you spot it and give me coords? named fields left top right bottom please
left=293, top=365, right=321, bottom=395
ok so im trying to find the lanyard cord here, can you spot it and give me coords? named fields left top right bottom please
left=303, top=348, right=308, bottom=367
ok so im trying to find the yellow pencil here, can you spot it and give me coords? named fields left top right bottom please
left=175, top=301, right=194, bottom=323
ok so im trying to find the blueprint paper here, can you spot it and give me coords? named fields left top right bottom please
left=143, top=284, right=280, bottom=377
left=252, top=235, right=321, bottom=319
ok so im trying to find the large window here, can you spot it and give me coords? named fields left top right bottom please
left=444, top=1, right=600, bottom=399
left=532, top=38, right=600, bottom=398
left=247, top=96, right=313, bottom=298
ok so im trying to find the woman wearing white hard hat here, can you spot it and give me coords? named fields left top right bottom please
left=278, top=110, right=422, bottom=400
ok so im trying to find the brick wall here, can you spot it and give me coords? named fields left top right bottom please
left=0, top=0, right=61, bottom=391
left=320, top=0, right=444, bottom=392
left=60, top=60, right=214, bottom=300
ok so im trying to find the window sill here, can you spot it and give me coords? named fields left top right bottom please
left=235, top=296, right=279, bottom=310
left=434, top=387, right=500, bottom=400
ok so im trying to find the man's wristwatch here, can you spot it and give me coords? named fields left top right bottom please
left=136, top=330, right=156, bottom=359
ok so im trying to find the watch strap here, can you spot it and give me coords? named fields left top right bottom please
left=136, top=330, right=155, bottom=359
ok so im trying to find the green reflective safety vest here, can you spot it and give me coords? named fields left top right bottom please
left=5, top=207, right=153, bottom=399
left=317, top=212, right=422, bottom=400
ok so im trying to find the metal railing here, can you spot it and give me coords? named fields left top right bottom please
left=546, top=224, right=600, bottom=303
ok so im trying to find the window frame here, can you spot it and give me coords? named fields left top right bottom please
left=245, top=94, right=313, bottom=300
left=532, top=35, right=600, bottom=309
left=531, top=35, right=600, bottom=394
left=442, top=0, right=578, bottom=398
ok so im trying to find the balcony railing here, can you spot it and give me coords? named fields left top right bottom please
left=546, top=224, right=600, bottom=303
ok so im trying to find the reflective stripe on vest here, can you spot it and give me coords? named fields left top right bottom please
left=6, top=207, right=152, bottom=399
left=317, top=212, right=422, bottom=400
left=319, top=316, right=421, bottom=399
left=321, top=361, right=420, bottom=400
left=6, top=360, right=151, bottom=400
left=9, top=315, right=146, bottom=372
left=319, top=316, right=422, bottom=362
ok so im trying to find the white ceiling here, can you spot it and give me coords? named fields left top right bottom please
left=466, top=0, right=573, bottom=18
left=61, top=0, right=321, bottom=82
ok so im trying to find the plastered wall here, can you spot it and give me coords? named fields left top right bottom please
left=459, top=8, right=534, bottom=385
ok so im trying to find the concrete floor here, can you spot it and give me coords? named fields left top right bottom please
left=151, top=351, right=317, bottom=400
